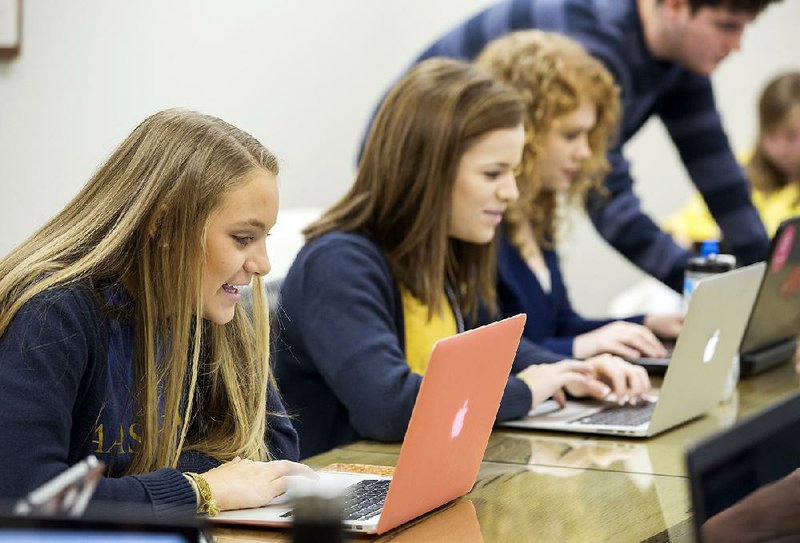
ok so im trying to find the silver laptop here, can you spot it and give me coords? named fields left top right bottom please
left=638, top=217, right=800, bottom=376
left=499, top=263, right=765, bottom=438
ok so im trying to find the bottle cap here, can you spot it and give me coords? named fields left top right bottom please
left=686, top=239, right=734, bottom=273
left=686, top=258, right=734, bottom=273
left=700, top=239, right=720, bottom=257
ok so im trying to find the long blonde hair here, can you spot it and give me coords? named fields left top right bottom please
left=305, top=58, right=524, bottom=319
left=0, top=109, right=279, bottom=473
left=476, top=30, right=620, bottom=253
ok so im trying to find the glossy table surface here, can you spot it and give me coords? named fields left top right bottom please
left=213, top=363, right=800, bottom=542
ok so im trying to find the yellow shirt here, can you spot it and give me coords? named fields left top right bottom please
left=400, top=286, right=457, bottom=375
left=664, top=184, right=800, bottom=243
left=664, top=151, right=800, bottom=243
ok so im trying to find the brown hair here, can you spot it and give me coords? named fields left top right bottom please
left=747, top=72, right=800, bottom=192
left=0, top=109, right=279, bottom=473
left=476, top=30, right=620, bottom=254
left=305, top=58, right=524, bottom=319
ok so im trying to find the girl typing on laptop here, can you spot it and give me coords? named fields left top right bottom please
left=274, top=58, right=651, bottom=459
left=0, top=110, right=316, bottom=515
left=475, top=30, right=684, bottom=362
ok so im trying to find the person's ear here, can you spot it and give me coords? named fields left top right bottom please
left=660, top=0, right=691, bottom=22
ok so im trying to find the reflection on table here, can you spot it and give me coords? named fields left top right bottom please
left=214, top=362, right=799, bottom=542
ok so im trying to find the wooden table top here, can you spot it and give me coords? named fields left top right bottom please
left=213, top=363, right=800, bottom=542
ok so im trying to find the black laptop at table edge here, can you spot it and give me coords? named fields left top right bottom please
left=0, top=512, right=203, bottom=542
left=685, top=390, right=800, bottom=542
left=738, top=215, right=800, bottom=376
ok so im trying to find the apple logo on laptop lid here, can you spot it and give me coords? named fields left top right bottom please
left=703, top=330, right=721, bottom=364
left=451, top=399, right=469, bottom=439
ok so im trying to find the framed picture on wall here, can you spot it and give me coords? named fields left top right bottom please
left=0, top=0, right=21, bottom=58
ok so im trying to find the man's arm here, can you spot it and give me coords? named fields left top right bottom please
left=658, top=72, right=769, bottom=265
left=702, top=468, right=800, bottom=543
left=587, top=148, right=691, bottom=291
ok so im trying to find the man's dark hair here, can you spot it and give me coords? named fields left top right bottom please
left=677, top=0, right=783, bottom=15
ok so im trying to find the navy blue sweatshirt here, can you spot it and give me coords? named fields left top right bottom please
left=0, top=280, right=298, bottom=515
left=497, top=229, right=644, bottom=355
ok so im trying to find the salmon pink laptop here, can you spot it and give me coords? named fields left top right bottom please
left=213, top=314, right=526, bottom=534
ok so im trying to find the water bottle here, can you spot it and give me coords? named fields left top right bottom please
left=682, top=240, right=735, bottom=304
left=682, top=240, right=739, bottom=401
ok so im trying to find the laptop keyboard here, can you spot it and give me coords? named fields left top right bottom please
left=573, top=400, right=656, bottom=427
left=341, top=479, right=391, bottom=521
left=278, top=478, right=390, bottom=522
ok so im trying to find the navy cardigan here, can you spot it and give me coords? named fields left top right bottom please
left=497, top=228, right=644, bottom=356
left=274, top=231, right=564, bottom=458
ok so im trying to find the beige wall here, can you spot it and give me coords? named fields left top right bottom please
left=1, top=0, right=798, bottom=314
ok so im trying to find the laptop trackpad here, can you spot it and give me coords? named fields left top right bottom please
left=529, top=399, right=605, bottom=422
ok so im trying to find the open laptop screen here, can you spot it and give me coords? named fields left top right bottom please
left=0, top=534, right=186, bottom=542
left=740, top=216, right=800, bottom=354
left=0, top=515, right=200, bottom=543
left=687, top=392, right=800, bottom=534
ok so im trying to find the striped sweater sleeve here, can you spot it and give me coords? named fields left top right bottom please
left=657, top=72, right=768, bottom=266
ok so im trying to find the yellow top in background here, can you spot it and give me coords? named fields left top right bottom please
left=664, top=183, right=800, bottom=243
left=664, top=150, right=800, bottom=244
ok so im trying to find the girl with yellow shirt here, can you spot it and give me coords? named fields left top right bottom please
left=274, top=59, right=649, bottom=458
left=666, top=72, right=800, bottom=244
